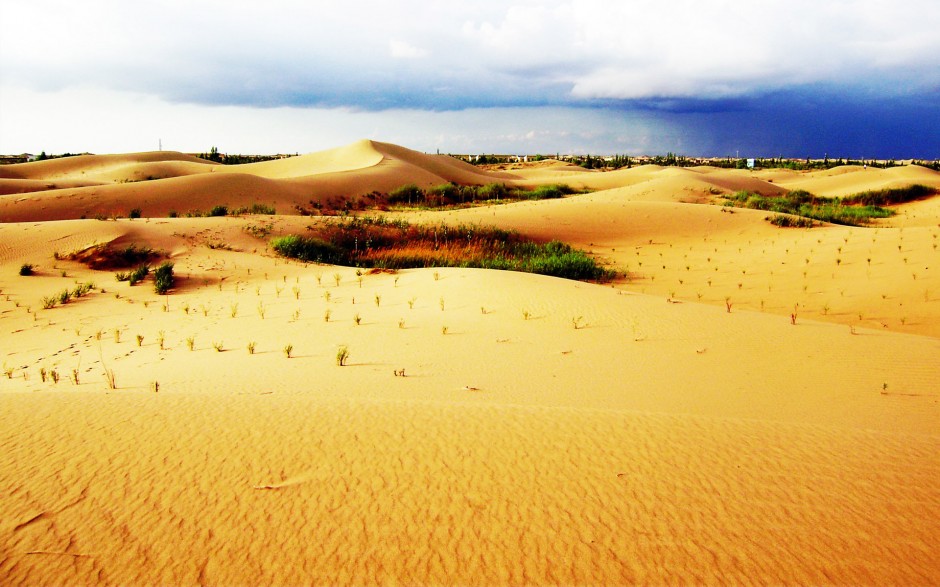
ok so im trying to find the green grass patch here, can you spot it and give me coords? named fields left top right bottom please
left=271, top=216, right=614, bottom=282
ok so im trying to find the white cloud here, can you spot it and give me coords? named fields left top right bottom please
left=389, top=39, right=428, bottom=59
left=0, top=1, right=937, bottom=156
left=3, top=0, right=938, bottom=108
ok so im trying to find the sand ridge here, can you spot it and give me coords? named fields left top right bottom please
left=2, top=142, right=939, bottom=585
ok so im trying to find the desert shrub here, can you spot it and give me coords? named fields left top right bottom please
left=128, top=208, right=142, bottom=219
left=518, top=241, right=610, bottom=280
left=270, top=235, right=345, bottom=264
left=336, top=345, right=350, bottom=366
left=478, top=183, right=510, bottom=201
left=209, top=205, right=229, bottom=217
left=521, top=184, right=575, bottom=200
left=725, top=190, right=897, bottom=226
left=72, top=283, right=93, bottom=298
left=427, top=184, right=461, bottom=206
left=844, top=184, right=936, bottom=206
left=271, top=217, right=614, bottom=282
left=768, top=214, right=817, bottom=228
left=153, top=262, right=174, bottom=294
left=126, top=265, right=150, bottom=286
left=387, top=184, right=425, bottom=206
left=231, top=202, right=276, bottom=215
left=19, top=263, right=34, bottom=276
left=65, top=243, right=158, bottom=270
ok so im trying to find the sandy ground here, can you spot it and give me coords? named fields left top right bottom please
left=2, top=142, right=939, bottom=585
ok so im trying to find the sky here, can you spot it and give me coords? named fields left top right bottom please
left=1, top=0, right=938, bottom=158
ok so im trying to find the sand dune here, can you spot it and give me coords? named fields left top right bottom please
left=0, top=141, right=522, bottom=222
left=2, top=142, right=939, bottom=585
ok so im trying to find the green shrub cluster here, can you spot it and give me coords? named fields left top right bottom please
left=116, top=265, right=150, bottom=285
left=154, top=262, right=174, bottom=294
left=724, top=189, right=901, bottom=226
left=386, top=182, right=577, bottom=208
left=270, top=235, right=345, bottom=264
left=768, top=214, right=817, bottom=228
left=270, top=216, right=614, bottom=282
left=842, top=184, right=936, bottom=206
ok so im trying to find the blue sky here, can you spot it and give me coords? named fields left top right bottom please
left=1, top=0, right=938, bottom=157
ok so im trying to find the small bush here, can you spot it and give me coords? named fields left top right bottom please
left=128, top=265, right=150, bottom=286
left=153, top=262, right=174, bottom=294
left=209, top=205, right=229, bottom=217
left=19, top=263, right=34, bottom=276
left=128, top=208, right=142, bottom=219
left=336, top=345, right=350, bottom=366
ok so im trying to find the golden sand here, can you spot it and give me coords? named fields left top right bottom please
left=2, top=142, right=938, bottom=585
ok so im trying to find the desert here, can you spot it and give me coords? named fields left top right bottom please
left=1, top=140, right=939, bottom=585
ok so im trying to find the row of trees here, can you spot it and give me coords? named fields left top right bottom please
left=196, top=146, right=294, bottom=165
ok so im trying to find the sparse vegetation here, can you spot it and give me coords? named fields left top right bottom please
left=19, top=263, right=34, bottom=276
